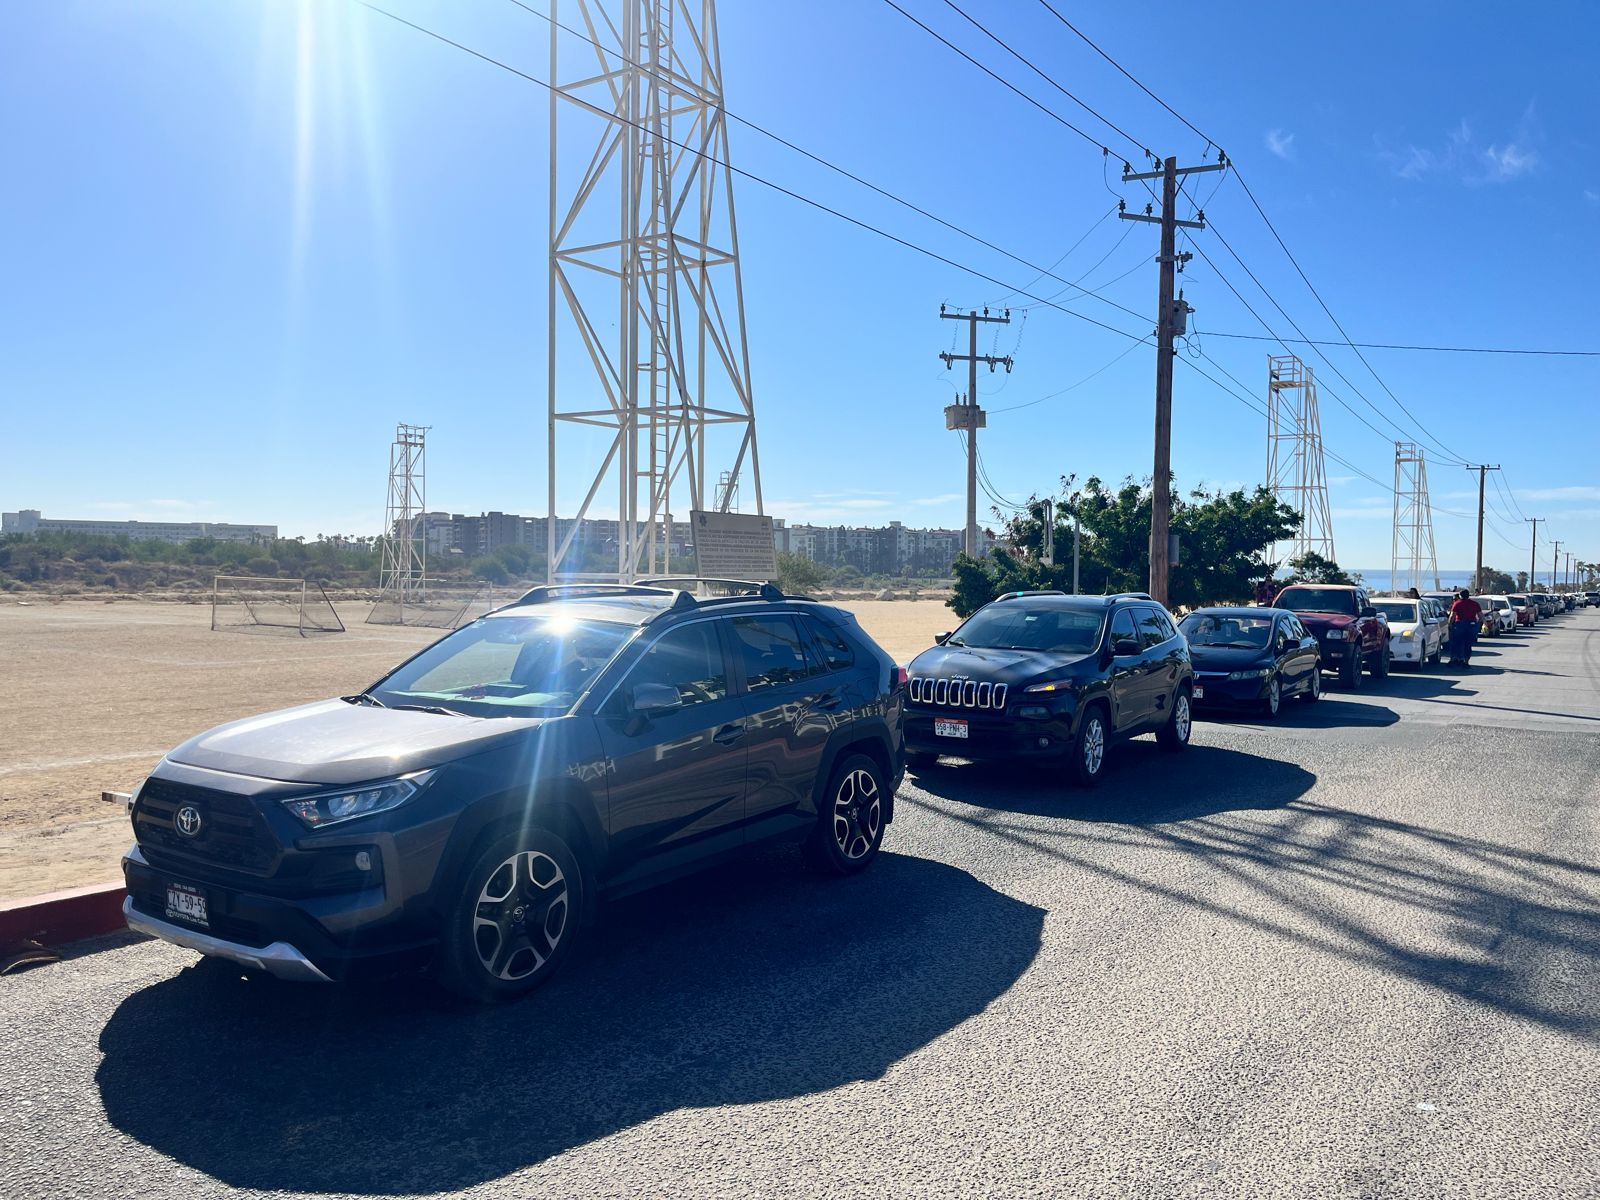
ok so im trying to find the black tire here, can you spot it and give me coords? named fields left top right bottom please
left=436, top=827, right=583, bottom=1004
left=1067, top=703, right=1110, bottom=787
left=1157, top=686, right=1193, bottom=752
left=1370, top=640, right=1391, bottom=679
left=1339, top=646, right=1362, bottom=689
left=1260, top=674, right=1281, bottom=719
left=804, top=753, right=887, bottom=876
left=1300, top=667, right=1322, bottom=703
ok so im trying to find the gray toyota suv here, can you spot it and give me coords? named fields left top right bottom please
left=122, top=580, right=904, bottom=1002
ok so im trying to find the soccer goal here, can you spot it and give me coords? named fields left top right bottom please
left=366, top=582, right=499, bottom=630
left=211, top=576, right=346, bottom=636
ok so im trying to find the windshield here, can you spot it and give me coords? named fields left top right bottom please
left=1373, top=601, right=1418, bottom=623
left=1276, top=588, right=1356, bottom=615
left=372, top=614, right=635, bottom=717
left=1179, top=613, right=1274, bottom=649
left=1509, top=595, right=1527, bottom=604
left=951, top=605, right=1104, bottom=653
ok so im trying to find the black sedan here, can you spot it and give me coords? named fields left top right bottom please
left=1179, top=607, right=1322, bottom=718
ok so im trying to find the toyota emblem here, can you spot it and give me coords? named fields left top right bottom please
left=174, top=805, right=203, bottom=837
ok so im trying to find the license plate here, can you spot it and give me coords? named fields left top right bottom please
left=165, top=882, right=208, bottom=927
left=933, top=718, right=969, bottom=739
left=1192, top=685, right=1205, bottom=699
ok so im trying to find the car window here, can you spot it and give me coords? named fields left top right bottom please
left=1373, top=601, right=1418, bottom=623
left=1276, top=587, right=1357, bottom=614
left=621, top=622, right=729, bottom=709
left=1134, top=608, right=1168, bottom=650
left=1287, top=617, right=1308, bottom=640
left=1109, top=609, right=1138, bottom=649
left=1179, top=611, right=1272, bottom=648
left=952, top=604, right=1105, bottom=653
left=732, top=615, right=819, bottom=691
left=803, top=616, right=856, bottom=672
left=1154, top=609, right=1179, bottom=641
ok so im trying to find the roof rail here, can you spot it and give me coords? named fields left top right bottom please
left=636, top=576, right=786, bottom=602
left=993, top=589, right=1067, bottom=602
left=513, top=583, right=677, bottom=606
left=1109, top=591, right=1154, bottom=601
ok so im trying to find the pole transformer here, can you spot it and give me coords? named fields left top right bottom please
left=939, top=306, right=1012, bottom=559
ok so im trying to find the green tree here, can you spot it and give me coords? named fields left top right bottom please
left=775, top=550, right=826, bottom=595
left=1284, top=552, right=1354, bottom=585
left=1477, top=566, right=1516, bottom=593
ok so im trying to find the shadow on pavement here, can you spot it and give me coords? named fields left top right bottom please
left=910, top=742, right=1316, bottom=823
left=1198, top=696, right=1398, bottom=729
left=96, top=851, right=1042, bottom=1195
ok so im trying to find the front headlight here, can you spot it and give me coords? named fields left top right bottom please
left=1227, top=668, right=1270, bottom=680
left=1023, top=679, right=1077, bottom=694
left=282, top=770, right=436, bottom=830
left=1400, top=629, right=1414, bottom=638
left=1325, top=629, right=1347, bottom=640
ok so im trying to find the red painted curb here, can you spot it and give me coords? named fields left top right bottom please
left=0, top=883, right=128, bottom=947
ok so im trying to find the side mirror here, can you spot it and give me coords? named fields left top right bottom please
left=1360, top=606, right=1377, bottom=619
left=630, top=682, right=681, bottom=715
left=1113, top=638, right=1142, bottom=657
left=934, top=631, right=952, bottom=645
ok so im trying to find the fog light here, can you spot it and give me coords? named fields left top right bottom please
left=354, top=851, right=373, bottom=872
left=1037, top=737, right=1049, bottom=748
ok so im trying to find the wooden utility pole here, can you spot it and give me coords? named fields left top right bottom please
left=1527, top=518, right=1543, bottom=588
left=1552, top=540, right=1563, bottom=591
left=1465, top=464, right=1501, bottom=591
left=1120, top=153, right=1226, bottom=604
left=940, top=306, right=1013, bottom=559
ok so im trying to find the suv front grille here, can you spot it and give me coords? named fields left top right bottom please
left=907, top=677, right=1008, bottom=710
left=134, top=777, right=279, bottom=877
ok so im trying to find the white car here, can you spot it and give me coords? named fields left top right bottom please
left=1474, top=594, right=1517, bottom=636
left=1371, top=597, right=1443, bottom=668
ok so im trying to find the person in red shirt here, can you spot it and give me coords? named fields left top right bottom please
left=1448, top=589, right=1482, bottom=666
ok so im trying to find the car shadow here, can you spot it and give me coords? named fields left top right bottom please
left=1198, top=696, right=1398, bottom=729
left=95, top=851, right=1042, bottom=1196
left=908, top=741, right=1316, bottom=823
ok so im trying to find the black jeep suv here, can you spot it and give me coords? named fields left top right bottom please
left=122, top=580, right=903, bottom=1001
left=903, top=591, right=1194, bottom=786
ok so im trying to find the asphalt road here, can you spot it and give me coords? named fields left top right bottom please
left=5, top=609, right=1600, bottom=1199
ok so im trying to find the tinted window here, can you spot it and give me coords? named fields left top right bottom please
left=1276, top=588, right=1358, bottom=615
left=1136, top=607, right=1170, bottom=650
left=1373, top=601, right=1419, bottom=623
left=623, top=623, right=729, bottom=708
left=1179, top=611, right=1273, bottom=648
left=732, top=616, right=819, bottom=691
left=377, top=615, right=634, bottom=717
left=1109, top=609, right=1138, bottom=649
left=804, top=616, right=856, bottom=672
left=953, top=604, right=1105, bottom=653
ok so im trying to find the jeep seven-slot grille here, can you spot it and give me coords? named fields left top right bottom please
left=134, top=777, right=278, bottom=876
left=906, top=677, right=1008, bottom=710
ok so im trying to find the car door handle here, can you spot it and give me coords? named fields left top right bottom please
left=713, top=722, right=746, bottom=746
left=810, top=690, right=844, bottom=712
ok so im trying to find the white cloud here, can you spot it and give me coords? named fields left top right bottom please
left=908, top=493, right=963, bottom=506
left=1265, top=129, right=1295, bottom=160
left=1378, top=107, right=1541, bottom=186
left=1516, top=485, right=1600, bottom=502
left=1586, top=189, right=1600, bottom=204
left=1482, top=141, right=1538, bottom=182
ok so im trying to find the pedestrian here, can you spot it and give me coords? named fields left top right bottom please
left=1254, top=579, right=1275, bottom=607
left=1448, top=588, right=1482, bottom=667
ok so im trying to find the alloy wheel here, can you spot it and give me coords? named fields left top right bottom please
left=832, top=768, right=882, bottom=861
left=472, top=850, right=569, bottom=982
left=1267, top=677, right=1280, bottom=715
left=1174, top=693, right=1191, bottom=741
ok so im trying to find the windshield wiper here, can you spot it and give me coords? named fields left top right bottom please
left=390, top=703, right=467, bottom=717
left=343, top=692, right=387, bottom=708
left=945, top=636, right=967, bottom=647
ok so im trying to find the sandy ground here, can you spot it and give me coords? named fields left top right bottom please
left=0, top=597, right=953, bottom=900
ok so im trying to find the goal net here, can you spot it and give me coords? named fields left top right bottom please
left=366, top=583, right=499, bottom=630
left=211, top=576, right=346, bottom=636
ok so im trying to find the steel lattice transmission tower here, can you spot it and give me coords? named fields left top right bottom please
left=1266, top=355, right=1336, bottom=564
left=379, top=423, right=428, bottom=612
left=547, top=0, right=762, bottom=582
left=1391, top=441, right=1440, bottom=593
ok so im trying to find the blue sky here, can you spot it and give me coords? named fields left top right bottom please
left=1, top=0, right=1596, bottom=576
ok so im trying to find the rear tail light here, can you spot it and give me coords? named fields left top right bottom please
left=893, top=666, right=908, bottom=691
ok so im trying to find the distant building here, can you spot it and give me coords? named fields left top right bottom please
left=1, top=508, right=276, bottom=545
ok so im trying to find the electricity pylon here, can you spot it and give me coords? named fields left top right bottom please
left=378, top=423, right=428, bottom=613
left=546, top=0, right=762, bottom=582
left=1267, top=354, right=1336, bottom=565
left=1392, top=442, right=1440, bottom=593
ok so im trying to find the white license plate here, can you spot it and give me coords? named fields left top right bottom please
left=165, top=882, right=208, bottom=927
left=933, top=718, right=969, bottom=739
left=1192, top=685, right=1205, bottom=699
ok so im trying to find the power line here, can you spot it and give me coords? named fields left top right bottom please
left=1199, top=330, right=1600, bottom=358
left=989, top=338, right=1149, bottom=414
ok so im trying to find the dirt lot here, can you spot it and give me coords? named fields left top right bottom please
left=0, top=597, right=952, bottom=900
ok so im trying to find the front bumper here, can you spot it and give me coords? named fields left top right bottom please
left=1190, top=675, right=1268, bottom=706
left=904, top=705, right=1078, bottom=761
left=123, top=844, right=435, bottom=982
left=1390, top=636, right=1425, bottom=662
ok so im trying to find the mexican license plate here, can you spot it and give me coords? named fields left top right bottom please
left=933, top=717, right=969, bottom=739
left=165, top=882, right=208, bottom=927
left=1193, top=685, right=1205, bottom=699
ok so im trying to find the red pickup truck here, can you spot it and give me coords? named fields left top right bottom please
left=1272, top=584, right=1391, bottom=688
